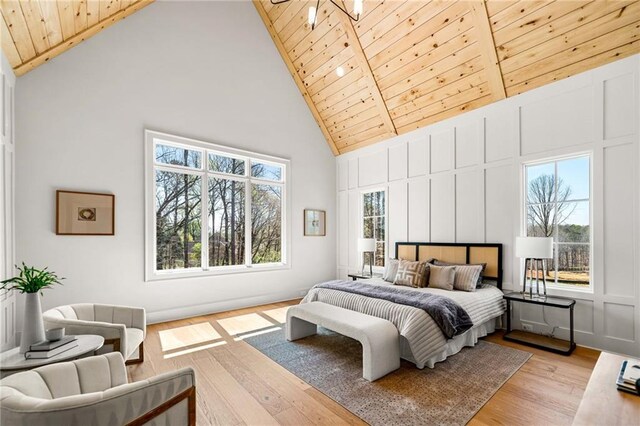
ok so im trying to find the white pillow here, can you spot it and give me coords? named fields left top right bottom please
left=382, top=258, right=399, bottom=282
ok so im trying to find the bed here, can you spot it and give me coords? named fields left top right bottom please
left=302, top=242, right=506, bottom=369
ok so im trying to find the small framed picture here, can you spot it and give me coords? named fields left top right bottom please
left=56, top=190, right=115, bottom=235
left=304, top=209, right=326, bottom=236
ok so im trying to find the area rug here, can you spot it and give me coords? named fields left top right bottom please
left=245, top=328, right=532, bottom=426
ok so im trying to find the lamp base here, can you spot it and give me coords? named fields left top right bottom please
left=361, top=252, right=373, bottom=276
left=522, top=258, right=548, bottom=298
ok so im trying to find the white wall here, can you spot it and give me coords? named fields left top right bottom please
left=14, top=1, right=336, bottom=323
left=337, top=55, right=640, bottom=357
left=0, top=51, right=17, bottom=350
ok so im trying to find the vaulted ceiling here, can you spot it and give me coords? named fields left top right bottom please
left=1, top=0, right=153, bottom=76
left=1, top=1, right=638, bottom=156
left=255, top=0, right=640, bottom=155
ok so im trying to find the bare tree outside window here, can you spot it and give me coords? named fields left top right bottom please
left=152, top=140, right=286, bottom=275
left=155, top=146, right=202, bottom=270
left=525, top=156, right=590, bottom=287
left=363, top=190, right=385, bottom=267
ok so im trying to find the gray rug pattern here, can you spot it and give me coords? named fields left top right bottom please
left=245, top=328, right=532, bottom=426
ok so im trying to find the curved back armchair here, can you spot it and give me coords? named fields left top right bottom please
left=0, top=352, right=196, bottom=425
left=43, top=303, right=146, bottom=364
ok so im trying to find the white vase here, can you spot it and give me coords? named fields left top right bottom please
left=19, top=293, right=46, bottom=354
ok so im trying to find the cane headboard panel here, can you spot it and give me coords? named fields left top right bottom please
left=395, top=242, right=503, bottom=289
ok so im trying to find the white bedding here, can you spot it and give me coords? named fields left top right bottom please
left=302, top=278, right=505, bottom=368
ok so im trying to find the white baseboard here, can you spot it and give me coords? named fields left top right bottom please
left=146, top=288, right=309, bottom=324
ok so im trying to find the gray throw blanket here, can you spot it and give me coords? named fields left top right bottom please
left=315, top=280, right=473, bottom=339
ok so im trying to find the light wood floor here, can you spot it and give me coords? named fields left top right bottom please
left=127, top=299, right=599, bottom=426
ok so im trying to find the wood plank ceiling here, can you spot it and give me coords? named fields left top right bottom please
left=0, top=1, right=638, bottom=155
left=1, top=0, right=154, bottom=76
left=255, top=0, right=640, bottom=155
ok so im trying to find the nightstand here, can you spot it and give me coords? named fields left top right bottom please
left=503, top=291, right=576, bottom=355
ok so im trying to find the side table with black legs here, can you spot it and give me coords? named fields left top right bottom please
left=347, top=273, right=382, bottom=281
left=503, top=292, right=576, bottom=355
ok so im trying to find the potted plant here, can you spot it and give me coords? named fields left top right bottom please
left=1, top=263, right=64, bottom=353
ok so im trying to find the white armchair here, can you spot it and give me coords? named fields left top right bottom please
left=43, top=303, right=146, bottom=364
left=0, top=352, right=196, bottom=425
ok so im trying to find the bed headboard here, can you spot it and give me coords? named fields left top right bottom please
left=395, top=242, right=503, bottom=289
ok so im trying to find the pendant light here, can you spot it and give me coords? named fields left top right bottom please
left=271, top=0, right=363, bottom=31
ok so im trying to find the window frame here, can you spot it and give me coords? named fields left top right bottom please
left=522, top=152, right=593, bottom=293
left=361, top=188, right=387, bottom=271
left=145, top=130, right=290, bottom=281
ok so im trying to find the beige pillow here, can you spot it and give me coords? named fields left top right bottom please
left=383, top=258, right=399, bottom=283
left=432, top=260, right=487, bottom=287
left=394, top=260, right=428, bottom=288
left=428, top=265, right=456, bottom=290
left=451, top=264, right=483, bottom=292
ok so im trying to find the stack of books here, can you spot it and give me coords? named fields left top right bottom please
left=24, top=336, right=78, bottom=359
left=617, top=359, right=640, bottom=395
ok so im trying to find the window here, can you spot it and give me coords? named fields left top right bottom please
left=524, top=155, right=591, bottom=289
left=146, top=131, right=289, bottom=280
left=362, top=190, right=385, bottom=267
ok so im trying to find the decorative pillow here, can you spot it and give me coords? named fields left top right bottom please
left=432, top=260, right=487, bottom=287
left=393, top=260, right=429, bottom=288
left=451, top=264, right=483, bottom=292
left=383, top=258, right=399, bottom=283
left=428, top=265, right=456, bottom=291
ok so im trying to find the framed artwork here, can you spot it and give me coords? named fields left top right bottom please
left=56, top=190, right=115, bottom=235
left=304, top=209, right=326, bottom=236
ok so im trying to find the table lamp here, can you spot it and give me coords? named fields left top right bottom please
left=515, top=237, right=553, bottom=298
left=357, top=238, right=376, bottom=276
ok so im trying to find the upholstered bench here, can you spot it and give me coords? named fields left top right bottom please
left=286, top=301, right=400, bottom=381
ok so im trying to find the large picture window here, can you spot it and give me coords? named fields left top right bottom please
left=146, top=131, right=289, bottom=280
left=362, top=190, right=385, bottom=267
left=524, top=155, right=591, bottom=288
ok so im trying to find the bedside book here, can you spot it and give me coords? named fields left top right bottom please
left=29, top=335, right=77, bottom=352
left=25, top=342, right=78, bottom=359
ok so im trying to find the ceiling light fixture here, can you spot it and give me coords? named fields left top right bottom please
left=336, top=66, right=345, bottom=77
left=271, top=0, right=362, bottom=31
left=307, top=4, right=318, bottom=28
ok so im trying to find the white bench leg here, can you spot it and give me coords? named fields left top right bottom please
left=286, top=316, right=317, bottom=341
left=362, top=335, right=401, bottom=382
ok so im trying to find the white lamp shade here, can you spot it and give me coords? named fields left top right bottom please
left=515, top=237, right=553, bottom=259
left=357, top=238, right=376, bottom=252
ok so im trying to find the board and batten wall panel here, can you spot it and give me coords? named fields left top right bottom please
left=455, top=123, right=480, bottom=169
left=455, top=170, right=484, bottom=243
left=388, top=143, right=407, bottom=182
left=0, top=51, right=16, bottom=351
left=430, top=130, right=454, bottom=174
left=388, top=182, right=408, bottom=258
left=408, top=178, right=429, bottom=242
left=430, top=175, right=455, bottom=243
left=603, top=73, right=635, bottom=140
left=407, top=138, right=428, bottom=178
left=336, top=55, right=640, bottom=356
left=520, top=86, right=595, bottom=155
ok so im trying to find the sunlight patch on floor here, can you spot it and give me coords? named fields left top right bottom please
left=233, top=326, right=281, bottom=341
left=261, top=306, right=289, bottom=324
left=158, top=322, right=222, bottom=352
left=163, top=340, right=227, bottom=359
left=217, top=313, right=276, bottom=336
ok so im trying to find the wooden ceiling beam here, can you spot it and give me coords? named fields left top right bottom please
left=253, top=0, right=340, bottom=156
left=12, top=0, right=154, bottom=76
left=470, top=0, right=506, bottom=101
left=334, top=0, right=396, bottom=138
